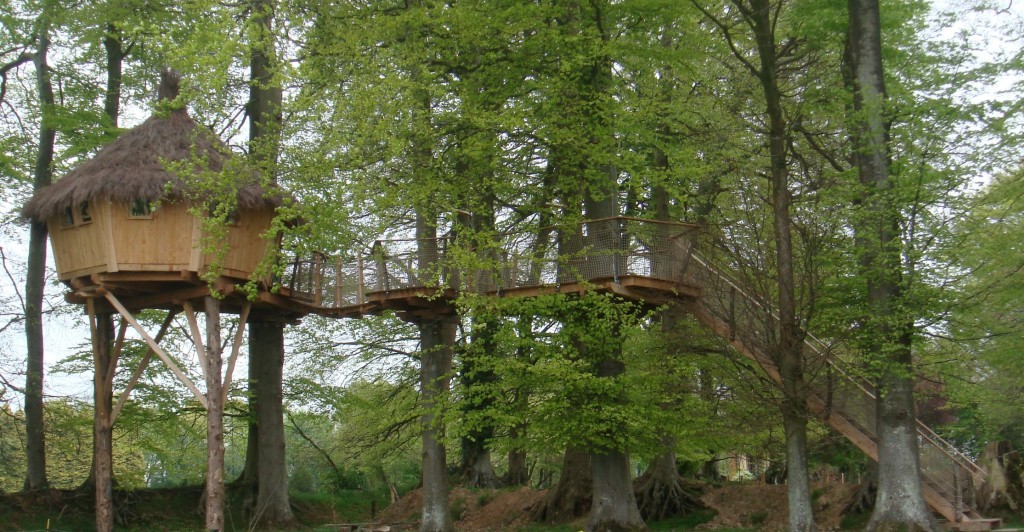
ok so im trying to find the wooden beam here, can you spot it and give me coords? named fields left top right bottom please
left=103, top=292, right=208, bottom=409
left=111, top=310, right=177, bottom=426
left=221, top=301, right=250, bottom=404
left=105, top=319, right=128, bottom=390
left=182, top=301, right=208, bottom=382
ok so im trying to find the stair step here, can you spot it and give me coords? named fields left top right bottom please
left=938, top=518, right=1005, bottom=531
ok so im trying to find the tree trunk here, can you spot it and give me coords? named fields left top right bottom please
left=459, top=313, right=498, bottom=489
left=783, top=406, right=815, bottom=532
left=847, top=0, right=935, bottom=529
left=506, top=446, right=529, bottom=486
left=634, top=442, right=703, bottom=521
left=23, top=9, right=56, bottom=493
left=419, top=317, right=455, bottom=532
left=589, top=450, right=647, bottom=532
left=532, top=447, right=592, bottom=524
left=587, top=359, right=646, bottom=532
left=250, top=319, right=293, bottom=526
left=92, top=310, right=115, bottom=532
left=102, top=22, right=123, bottom=133
left=977, top=441, right=1024, bottom=514
left=236, top=0, right=283, bottom=510
left=204, top=297, right=226, bottom=532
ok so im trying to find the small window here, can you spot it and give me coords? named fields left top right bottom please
left=209, top=201, right=239, bottom=225
left=62, top=206, right=75, bottom=227
left=129, top=199, right=152, bottom=218
left=79, top=201, right=92, bottom=223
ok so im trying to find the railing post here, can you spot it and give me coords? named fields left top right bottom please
left=334, top=257, right=343, bottom=306
left=313, top=254, right=324, bottom=306
left=357, top=255, right=366, bottom=304
left=954, top=464, right=964, bottom=522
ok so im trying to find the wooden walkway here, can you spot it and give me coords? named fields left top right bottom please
left=268, top=217, right=701, bottom=319
left=66, top=216, right=996, bottom=530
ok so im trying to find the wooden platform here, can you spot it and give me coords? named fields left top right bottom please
left=65, top=270, right=701, bottom=323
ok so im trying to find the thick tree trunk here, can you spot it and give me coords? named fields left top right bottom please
left=250, top=319, right=294, bottom=526
left=507, top=449, right=529, bottom=486
left=589, top=450, right=647, bottom=532
left=634, top=443, right=703, bottom=521
left=459, top=314, right=498, bottom=489
left=783, top=407, right=815, bottom=532
left=204, top=297, right=226, bottom=532
left=236, top=0, right=282, bottom=511
left=847, top=0, right=935, bottom=529
left=23, top=11, right=55, bottom=493
left=587, top=359, right=646, bottom=532
left=869, top=370, right=934, bottom=531
left=977, top=441, right=1024, bottom=513
left=102, top=23, right=123, bottom=132
left=92, top=311, right=115, bottom=532
left=532, top=447, right=592, bottom=524
left=419, top=317, right=455, bottom=532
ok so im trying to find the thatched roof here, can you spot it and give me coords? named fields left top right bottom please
left=23, top=79, right=277, bottom=222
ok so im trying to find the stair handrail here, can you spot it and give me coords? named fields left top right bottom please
left=687, top=251, right=985, bottom=482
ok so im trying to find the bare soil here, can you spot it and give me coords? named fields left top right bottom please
left=0, top=481, right=860, bottom=530
left=699, top=482, right=859, bottom=531
left=376, top=481, right=860, bottom=531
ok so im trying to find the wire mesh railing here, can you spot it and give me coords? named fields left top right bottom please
left=684, top=251, right=985, bottom=523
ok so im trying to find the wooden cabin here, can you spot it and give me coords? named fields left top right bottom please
left=22, top=73, right=280, bottom=294
left=43, top=198, right=275, bottom=282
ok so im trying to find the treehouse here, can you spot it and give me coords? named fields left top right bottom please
left=22, top=92, right=280, bottom=309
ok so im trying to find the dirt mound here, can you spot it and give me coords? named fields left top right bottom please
left=376, top=481, right=858, bottom=530
left=376, top=486, right=548, bottom=531
left=700, top=482, right=858, bottom=531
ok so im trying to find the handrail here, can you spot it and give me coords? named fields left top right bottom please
left=687, top=249, right=986, bottom=520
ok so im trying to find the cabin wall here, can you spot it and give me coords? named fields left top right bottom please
left=110, top=201, right=194, bottom=272
left=48, top=200, right=114, bottom=280
left=48, top=199, right=276, bottom=282
left=200, top=207, right=276, bottom=279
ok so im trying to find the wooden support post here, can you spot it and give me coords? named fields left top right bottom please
left=88, top=298, right=115, bottom=532
left=204, top=296, right=225, bottom=532
left=221, top=301, right=251, bottom=405
left=357, top=255, right=366, bottom=304
left=106, top=320, right=128, bottom=390
left=335, top=257, right=343, bottom=306
left=183, top=301, right=208, bottom=381
left=103, top=292, right=208, bottom=409
left=111, top=311, right=177, bottom=426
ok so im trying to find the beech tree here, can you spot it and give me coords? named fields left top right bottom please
left=847, top=0, right=934, bottom=528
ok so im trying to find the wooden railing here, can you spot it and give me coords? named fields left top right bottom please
left=281, top=217, right=700, bottom=307
left=685, top=252, right=989, bottom=527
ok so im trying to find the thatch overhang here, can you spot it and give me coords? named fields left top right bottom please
left=22, top=107, right=280, bottom=222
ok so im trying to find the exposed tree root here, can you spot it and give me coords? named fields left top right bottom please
left=633, top=465, right=704, bottom=521
left=530, top=448, right=592, bottom=524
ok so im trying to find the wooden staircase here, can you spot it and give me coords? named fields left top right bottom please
left=684, top=253, right=999, bottom=531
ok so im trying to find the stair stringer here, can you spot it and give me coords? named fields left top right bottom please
left=681, top=254, right=996, bottom=530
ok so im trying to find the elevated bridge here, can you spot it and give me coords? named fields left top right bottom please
left=270, top=216, right=995, bottom=530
